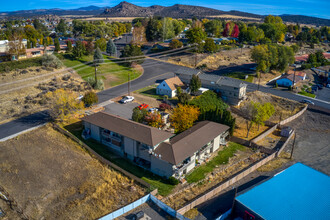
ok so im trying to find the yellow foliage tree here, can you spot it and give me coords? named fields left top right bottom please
left=170, top=104, right=200, bottom=133
left=44, top=88, right=84, bottom=121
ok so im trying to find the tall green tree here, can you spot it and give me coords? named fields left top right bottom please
left=93, top=47, right=104, bottom=65
left=72, top=41, right=85, bottom=58
left=186, top=27, right=207, bottom=45
left=120, top=44, right=144, bottom=65
left=106, top=38, right=117, bottom=56
left=95, top=38, right=107, bottom=51
left=54, top=37, right=60, bottom=53
left=204, top=38, right=217, bottom=53
left=66, top=40, right=72, bottom=52
left=56, top=19, right=67, bottom=33
left=190, top=74, right=202, bottom=94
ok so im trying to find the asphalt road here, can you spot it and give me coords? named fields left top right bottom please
left=0, top=110, right=50, bottom=141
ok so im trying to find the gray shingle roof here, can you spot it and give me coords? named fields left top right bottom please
left=175, top=68, right=201, bottom=76
left=82, top=112, right=173, bottom=146
left=154, top=121, right=229, bottom=165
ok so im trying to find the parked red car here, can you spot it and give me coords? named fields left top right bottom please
left=138, top=103, right=149, bottom=110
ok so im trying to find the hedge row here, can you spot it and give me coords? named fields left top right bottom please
left=0, top=57, right=43, bottom=73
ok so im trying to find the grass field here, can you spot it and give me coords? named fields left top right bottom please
left=224, top=72, right=255, bottom=83
left=65, top=121, right=175, bottom=196
left=185, top=142, right=246, bottom=183
left=61, top=54, right=142, bottom=88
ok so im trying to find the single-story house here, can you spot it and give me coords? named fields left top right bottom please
left=286, top=70, right=306, bottom=80
left=82, top=112, right=229, bottom=178
left=276, top=74, right=303, bottom=87
left=233, top=163, right=330, bottom=220
left=156, top=76, right=185, bottom=98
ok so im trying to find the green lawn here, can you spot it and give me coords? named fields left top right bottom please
left=185, top=142, right=246, bottom=183
left=134, top=85, right=164, bottom=99
left=224, top=72, right=254, bottom=83
left=64, top=121, right=175, bottom=196
left=298, top=90, right=316, bottom=98
left=61, top=54, right=141, bottom=88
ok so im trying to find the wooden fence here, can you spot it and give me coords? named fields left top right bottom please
left=177, top=152, right=277, bottom=215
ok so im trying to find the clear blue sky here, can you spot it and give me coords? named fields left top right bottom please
left=2, top=0, right=330, bottom=19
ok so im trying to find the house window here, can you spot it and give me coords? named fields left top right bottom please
left=163, top=84, right=165, bottom=87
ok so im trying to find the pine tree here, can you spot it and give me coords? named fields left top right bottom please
left=54, top=38, right=60, bottom=53
left=106, top=39, right=117, bottom=56
left=66, top=40, right=72, bottom=52
left=93, top=47, right=104, bottom=65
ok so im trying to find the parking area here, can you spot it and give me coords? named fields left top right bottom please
left=104, top=102, right=139, bottom=119
left=315, top=87, right=330, bottom=102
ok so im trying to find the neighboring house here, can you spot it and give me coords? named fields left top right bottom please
left=286, top=70, right=306, bottom=80
left=233, top=163, right=330, bottom=220
left=156, top=76, right=185, bottom=98
left=176, top=68, right=247, bottom=106
left=82, top=112, right=229, bottom=178
left=276, top=74, right=302, bottom=87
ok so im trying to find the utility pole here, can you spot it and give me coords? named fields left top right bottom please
left=257, top=72, right=261, bottom=91
left=290, top=132, right=296, bottom=159
left=293, top=64, right=296, bottom=91
left=163, top=17, right=166, bottom=42
left=94, top=61, right=97, bottom=82
left=128, top=72, right=131, bottom=96
left=195, top=44, right=197, bottom=68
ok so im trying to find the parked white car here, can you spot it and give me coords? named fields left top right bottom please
left=119, top=96, right=134, bottom=104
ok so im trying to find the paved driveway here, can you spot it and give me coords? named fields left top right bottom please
left=103, top=102, right=139, bottom=120
left=315, top=87, right=330, bottom=102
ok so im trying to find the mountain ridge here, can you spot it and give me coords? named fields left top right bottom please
left=1, top=1, right=329, bottom=26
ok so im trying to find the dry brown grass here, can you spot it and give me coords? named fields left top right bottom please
left=208, top=15, right=262, bottom=21
left=0, top=67, right=89, bottom=124
left=233, top=116, right=270, bottom=140
left=241, top=91, right=305, bottom=123
left=0, top=125, right=146, bottom=219
left=184, top=208, right=200, bottom=219
left=257, top=152, right=292, bottom=172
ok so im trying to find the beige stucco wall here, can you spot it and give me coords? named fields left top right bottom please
left=151, top=156, right=175, bottom=178
left=123, top=137, right=137, bottom=160
left=90, top=124, right=100, bottom=142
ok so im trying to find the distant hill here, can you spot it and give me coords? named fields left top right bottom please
left=1, top=1, right=329, bottom=26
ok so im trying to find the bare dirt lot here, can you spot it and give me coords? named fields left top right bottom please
left=0, top=125, right=145, bottom=219
left=166, top=48, right=253, bottom=71
left=0, top=67, right=90, bottom=124
left=285, top=108, right=330, bottom=175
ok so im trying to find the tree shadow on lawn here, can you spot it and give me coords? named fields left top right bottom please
left=64, top=121, right=174, bottom=196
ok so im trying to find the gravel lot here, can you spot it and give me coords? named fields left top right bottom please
left=285, top=108, right=330, bottom=175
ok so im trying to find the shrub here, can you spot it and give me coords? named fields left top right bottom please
left=86, top=77, right=104, bottom=90
left=301, top=63, right=312, bottom=69
left=94, top=79, right=104, bottom=90
left=42, top=54, right=63, bottom=69
left=82, top=91, right=98, bottom=107
left=0, top=57, right=42, bottom=73
left=159, top=103, right=171, bottom=111
left=168, top=176, right=179, bottom=185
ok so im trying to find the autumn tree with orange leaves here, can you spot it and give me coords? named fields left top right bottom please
left=170, top=104, right=200, bottom=133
